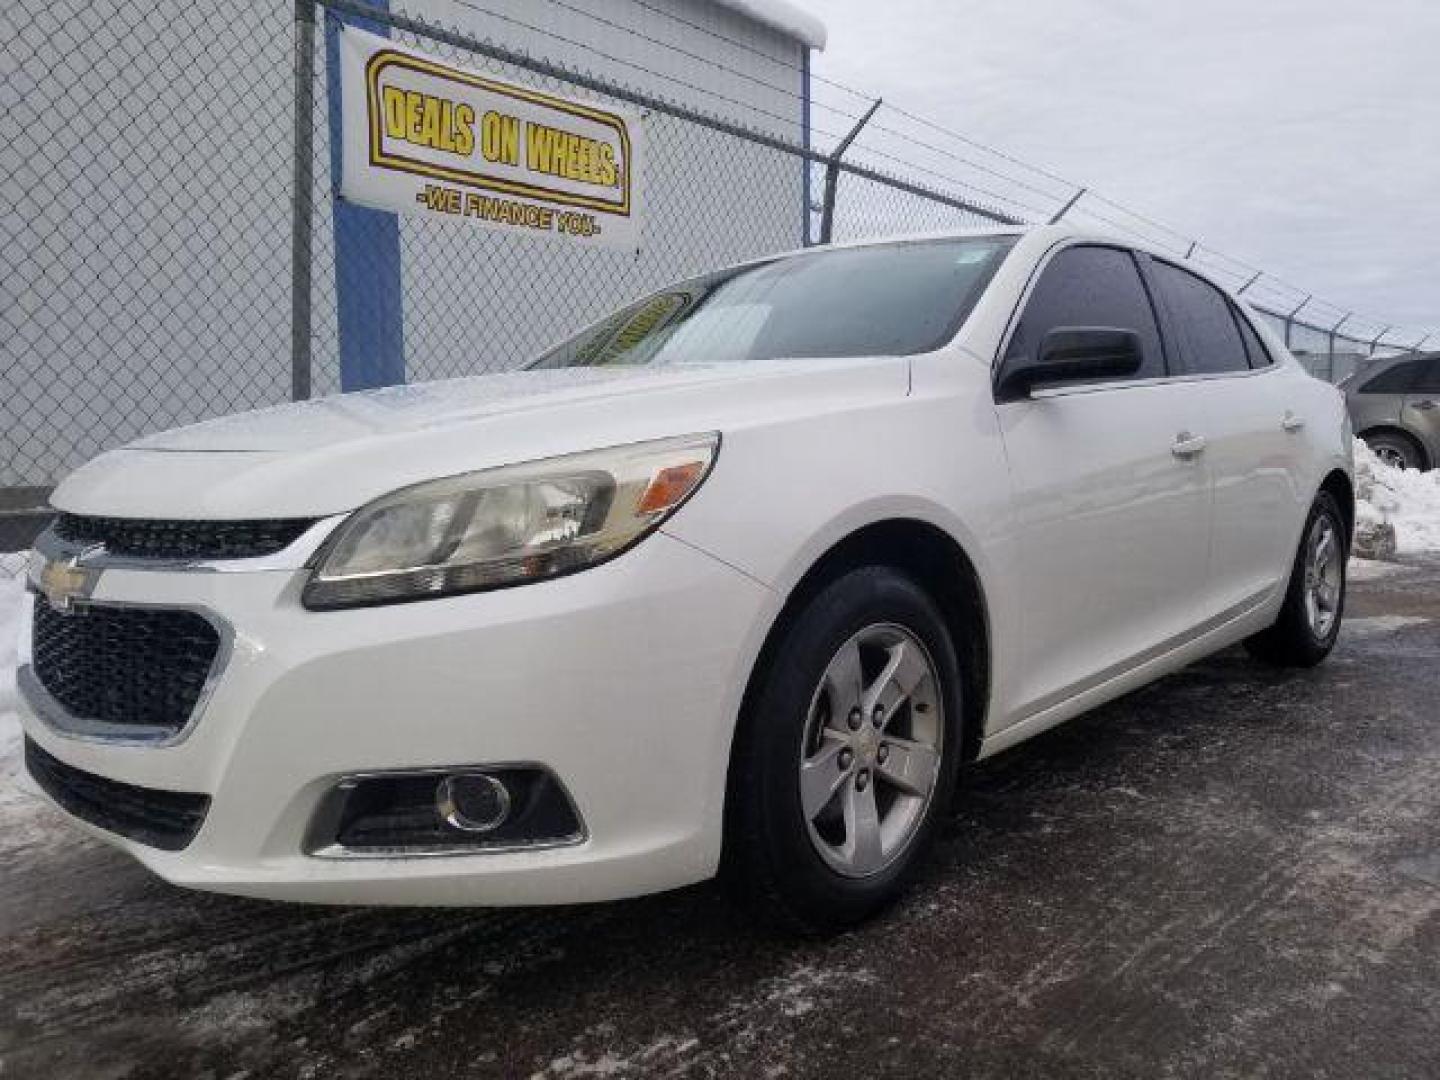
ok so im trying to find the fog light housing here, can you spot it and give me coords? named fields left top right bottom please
left=436, top=771, right=511, bottom=833
left=306, top=765, right=584, bottom=856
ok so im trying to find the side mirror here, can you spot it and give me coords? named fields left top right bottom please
left=997, top=327, right=1144, bottom=401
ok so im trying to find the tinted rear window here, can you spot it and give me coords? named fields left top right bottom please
left=1359, top=359, right=1418, bottom=394
left=529, top=237, right=1016, bottom=369
left=1235, top=309, right=1273, bottom=368
left=1411, top=357, right=1440, bottom=394
left=1151, top=261, right=1249, bottom=375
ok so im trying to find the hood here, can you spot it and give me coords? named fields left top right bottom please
left=130, top=366, right=737, bottom=454
left=54, top=357, right=909, bottom=519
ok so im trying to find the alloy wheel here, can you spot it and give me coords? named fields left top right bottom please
left=798, top=623, right=944, bottom=878
left=1302, top=514, right=1343, bottom=640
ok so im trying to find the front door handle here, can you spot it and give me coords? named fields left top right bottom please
left=1282, top=412, right=1306, bottom=432
left=1171, top=432, right=1207, bottom=459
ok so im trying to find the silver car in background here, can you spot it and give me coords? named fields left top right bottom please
left=1343, top=351, right=1440, bottom=469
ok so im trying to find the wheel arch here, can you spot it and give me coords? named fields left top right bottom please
left=1358, top=425, right=1430, bottom=470
left=732, top=518, right=992, bottom=772
left=1318, top=469, right=1355, bottom=548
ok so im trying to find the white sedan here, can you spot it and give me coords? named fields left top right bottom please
left=19, top=226, right=1352, bottom=932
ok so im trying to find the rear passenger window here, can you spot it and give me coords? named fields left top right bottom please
left=1411, top=358, right=1440, bottom=394
left=1359, top=359, right=1418, bottom=394
left=1151, top=261, right=1250, bottom=375
left=1234, top=309, right=1273, bottom=368
left=1005, top=245, right=1166, bottom=381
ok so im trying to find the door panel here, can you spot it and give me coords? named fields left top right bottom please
left=1402, top=357, right=1440, bottom=464
left=992, top=245, right=1212, bottom=724
left=1146, top=261, right=1303, bottom=617
left=997, top=383, right=1211, bottom=720
left=1347, top=357, right=1415, bottom=440
left=1188, top=373, right=1304, bottom=613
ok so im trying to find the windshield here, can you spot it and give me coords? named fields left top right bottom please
left=528, top=236, right=1016, bottom=370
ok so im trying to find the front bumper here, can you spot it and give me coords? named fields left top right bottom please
left=18, top=531, right=775, bottom=905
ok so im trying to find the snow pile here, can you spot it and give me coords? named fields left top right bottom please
left=1354, top=437, right=1440, bottom=554
left=0, top=555, right=28, bottom=765
left=0, top=555, right=56, bottom=850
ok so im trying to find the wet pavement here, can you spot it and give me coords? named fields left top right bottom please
left=2, top=557, right=1438, bottom=1079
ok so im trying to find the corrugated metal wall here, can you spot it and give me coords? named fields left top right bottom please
left=1, top=0, right=806, bottom=488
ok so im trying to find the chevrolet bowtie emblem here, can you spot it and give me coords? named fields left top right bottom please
left=31, top=548, right=103, bottom=613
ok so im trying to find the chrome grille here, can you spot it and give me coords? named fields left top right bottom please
left=52, top=513, right=316, bottom=561
left=31, top=599, right=222, bottom=739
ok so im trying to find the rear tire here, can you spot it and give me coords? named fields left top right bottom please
left=1244, top=491, right=1347, bottom=667
left=1363, top=430, right=1425, bottom=471
left=722, top=566, right=963, bottom=935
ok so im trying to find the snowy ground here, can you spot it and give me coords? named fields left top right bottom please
left=1, top=553, right=31, bottom=771
left=1353, top=436, right=1440, bottom=554
left=0, top=553, right=64, bottom=858
left=1, top=500, right=1439, bottom=1076
left=0, top=554, right=1437, bottom=1078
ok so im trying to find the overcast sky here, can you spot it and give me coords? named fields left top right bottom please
left=811, top=0, right=1438, bottom=338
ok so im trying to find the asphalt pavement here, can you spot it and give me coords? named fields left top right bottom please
left=2, top=556, right=1437, bottom=1079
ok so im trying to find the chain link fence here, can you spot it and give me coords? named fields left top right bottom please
left=306, top=0, right=815, bottom=395
left=2, top=0, right=1432, bottom=559
left=3, top=0, right=296, bottom=499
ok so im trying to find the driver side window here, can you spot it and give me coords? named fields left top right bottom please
left=1005, top=245, right=1168, bottom=383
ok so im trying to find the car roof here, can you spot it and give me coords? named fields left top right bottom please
left=757, top=224, right=1252, bottom=308
left=779, top=223, right=1162, bottom=260
left=1367, top=350, right=1438, bottom=368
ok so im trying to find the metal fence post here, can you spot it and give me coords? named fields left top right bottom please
left=7, top=0, right=1436, bottom=541
left=1368, top=326, right=1391, bottom=357
left=290, top=0, right=317, bottom=402
left=1048, top=187, right=1086, bottom=224
left=818, top=99, right=882, bottom=245
left=1284, top=295, right=1311, bottom=350
left=1327, top=313, right=1351, bottom=383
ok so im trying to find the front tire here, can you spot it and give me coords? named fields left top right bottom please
left=722, top=566, right=963, bottom=935
left=1244, top=491, right=1347, bottom=667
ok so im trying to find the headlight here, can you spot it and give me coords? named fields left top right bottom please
left=304, top=433, right=719, bottom=609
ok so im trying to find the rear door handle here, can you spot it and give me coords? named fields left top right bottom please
left=1171, top=432, right=1207, bottom=459
left=1413, top=399, right=1437, bottom=411
left=1282, top=412, right=1306, bottom=432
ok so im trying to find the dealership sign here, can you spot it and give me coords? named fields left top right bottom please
left=338, top=27, right=643, bottom=249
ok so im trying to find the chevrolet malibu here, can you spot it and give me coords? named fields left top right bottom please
left=19, top=226, right=1353, bottom=933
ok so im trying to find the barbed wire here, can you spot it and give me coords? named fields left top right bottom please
left=2, top=0, right=1429, bottom=512
left=839, top=142, right=1056, bottom=223
left=447, top=0, right=852, bottom=142
left=491, top=0, right=879, bottom=129
left=607, top=0, right=885, bottom=108
left=509, top=0, right=1427, bottom=346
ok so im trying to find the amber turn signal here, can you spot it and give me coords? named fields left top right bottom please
left=636, top=461, right=707, bottom=516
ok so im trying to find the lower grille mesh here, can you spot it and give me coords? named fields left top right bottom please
left=31, top=600, right=222, bottom=737
left=25, top=737, right=210, bottom=851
